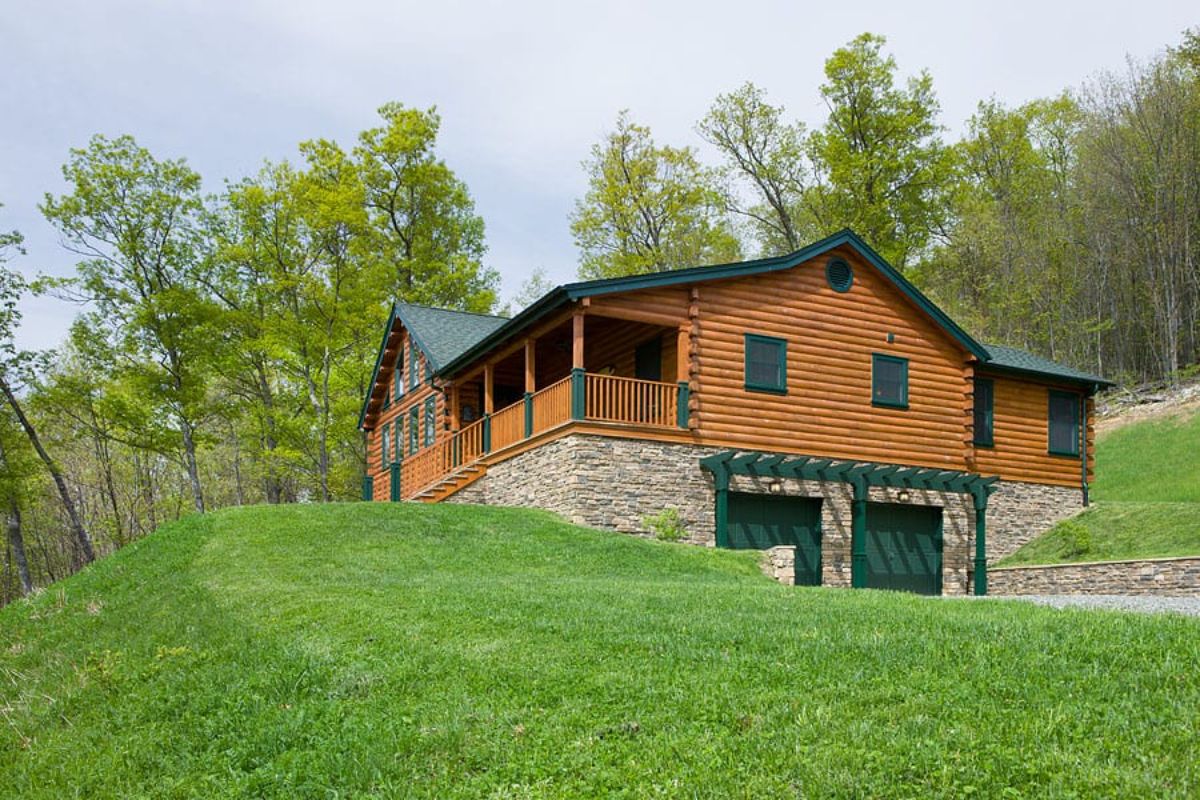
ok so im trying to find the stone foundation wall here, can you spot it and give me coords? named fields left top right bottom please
left=990, top=558, right=1200, bottom=596
left=447, top=433, right=1084, bottom=596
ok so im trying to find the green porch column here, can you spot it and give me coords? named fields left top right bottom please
left=973, top=489, right=988, bottom=596
left=677, top=381, right=690, bottom=429
left=713, top=468, right=730, bottom=548
left=389, top=462, right=401, bottom=502
left=850, top=478, right=868, bottom=588
left=571, top=367, right=586, bottom=421
left=524, top=392, right=534, bottom=438
left=361, top=474, right=374, bottom=502
left=482, top=414, right=492, bottom=453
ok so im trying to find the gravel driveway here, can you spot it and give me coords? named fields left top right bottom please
left=979, top=594, right=1200, bottom=617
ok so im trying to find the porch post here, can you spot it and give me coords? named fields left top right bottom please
left=483, top=363, right=494, bottom=453
left=676, top=324, right=690, bottom=429
left=389, top=462, right=401, bottom=502
left=524, top=338, right=536, bottom=438
left=571, top=311, right=585, bottom=421
left=851, top=477, right=868, bottom=588
left=362, top=474, right=374, bottom=501
left=713, top=468, right=730, bottom=548
left=973, top=488, right=988, bottom=596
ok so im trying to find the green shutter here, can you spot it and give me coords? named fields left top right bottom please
left=744, top=334, right=787, bottom=394
left=872, top=353, right=909, bottom=408
left=973, top=378, right=994, bottom=446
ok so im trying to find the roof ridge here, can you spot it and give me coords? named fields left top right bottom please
left=394, top=301, right=509, bottom=321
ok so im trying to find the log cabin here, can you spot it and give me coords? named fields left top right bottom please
left=358, top=229, right=1112, bottom=595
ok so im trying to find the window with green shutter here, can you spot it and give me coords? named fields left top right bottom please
left=394, top=418, right=402, bottom=462
left=1048, top=390, right=1081, bottom=457
left=394, top=361, right=404, bottom=402
left=872, top=354, right=909, bottom=408
left=409, top=407, right=419, bottom=454
left=744, top=334, right=787, bottom=394
left=380, top=425, right=390, bottom=469
left=973, top=378, right=994, bottom=446
left=408, top=345, right=418, bottom=391
left=424, top=397, right=436, bottom=446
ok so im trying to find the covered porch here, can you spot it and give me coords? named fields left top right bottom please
left=398, top=307, right=694, bottom=500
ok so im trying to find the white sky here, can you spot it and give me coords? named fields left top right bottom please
left=2, top=0, right=1194, bottom=350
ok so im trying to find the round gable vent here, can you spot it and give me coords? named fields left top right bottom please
left=826, top=258, right=854, bottom=293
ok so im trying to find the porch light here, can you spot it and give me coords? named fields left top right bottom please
left=768, top=481, right=782, bottom=493
left=897, top=489, right=911, bottom=503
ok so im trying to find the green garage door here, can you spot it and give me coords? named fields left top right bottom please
left=727, top=493, right=822, bottom=585
left=865, top=503, right=943, bottom=595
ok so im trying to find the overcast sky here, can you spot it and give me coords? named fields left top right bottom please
left=2, top=0, right=1194, bottom=351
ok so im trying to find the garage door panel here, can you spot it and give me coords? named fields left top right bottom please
left=865, top=503, right=943, bottom=595
left=727, top=493, right=822, bottom=586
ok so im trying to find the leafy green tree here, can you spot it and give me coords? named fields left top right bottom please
left=355, top=103, right=498, bottom=311
left=699, top=83, right=814, bottom=254
left=0, top=221, right=97, bottom=565
left=807, top=33, right=953, bottom=270
left=571, top=111, right=741, bottom=278
left=41, top=135, right=220, bottom=513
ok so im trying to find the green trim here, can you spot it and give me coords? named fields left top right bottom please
left=571, top=367, right=586, bottom=420
left=482, top=414, right=492, bottom=453
left=408, top=345, right=418, bottom=392
left=361, top=474, right=373, bottom=501
left=973, top=377, right=994, bottom=447
left=408, top=407, right=418, bottom=455
left=1048, top=389, right=1082, bottom=457
left=380, top=426, right=390, bottom=471
left=973, top=493, right=988, bottom=596
left=850, top=482, right=867, bottom=588
left=357, top=304, right=401, bottom=430
left=677, top=381, right=690, bottom=429
left=389, top=462, right=401, bottom=502
left=744, top=333, right=788, bottom=394
left=436, top=229, right=992, bottom=380
left=423, top=397, right=436, bottom=447
left=871, top=353, right=909, bottom=409
left=523, top=392, right=533, bottom=438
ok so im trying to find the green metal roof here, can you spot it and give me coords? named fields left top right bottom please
left=981, top=343, right=1114, bottom=388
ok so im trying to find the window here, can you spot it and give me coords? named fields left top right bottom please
left=872, top=354, right=909, bottom=408
left=394, top=418, right=402, bottom=462
left=380, top=425, right=390, bottom=469
left=409, top=407, right=419, bottom=454
left=1048, top=390, right=1081, bottom=457
left=394, top=362, right=404, bottom=402
left=973, top=378, right=994, bottom=446
left=744, top=334, right=787, bottom=394
left=408, top=346, right=418, bottom=391
left=424, top=397, right=436, bottom=446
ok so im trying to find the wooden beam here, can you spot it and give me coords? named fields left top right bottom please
left=483, top=363, right=494, bottom=415
left=449, top=383, right=460, bottom=432
left=524, top=338, right=536, bottom=393
left=572, top=311, right=585, bottom=370
left=584, top=305, right=684, bottom=328
left=676, top=324, right=689, bottom=384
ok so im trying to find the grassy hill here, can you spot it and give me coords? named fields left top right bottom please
left=2, top=504, right=1199, bottom=797
left=1000, top=402, right=1200, bottom=566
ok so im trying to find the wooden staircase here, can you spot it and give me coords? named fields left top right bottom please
left=412, top=462, right=488, bottom=503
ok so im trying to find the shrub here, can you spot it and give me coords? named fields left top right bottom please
left=1057, top=519, right=1093, bottom=558
left=642, top=508, right=687, bottom=542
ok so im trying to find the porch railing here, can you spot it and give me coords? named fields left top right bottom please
left=585, top=373, right=678, bottom=428
left=399, top=372, right=682, bottom=499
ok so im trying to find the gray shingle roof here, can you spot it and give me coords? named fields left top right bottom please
left=394, top=303, right=509, bottom=370
left=983, top=344, right=1113, bottom=387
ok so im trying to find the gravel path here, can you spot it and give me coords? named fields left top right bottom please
left=981, top=594, right=1200, bottom=617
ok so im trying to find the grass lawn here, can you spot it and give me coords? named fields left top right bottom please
left=1091, top=407, right=1200, bottom=502
left=2, top=503, right=1200, bottom=798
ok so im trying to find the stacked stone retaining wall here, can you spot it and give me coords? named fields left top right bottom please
left=990, top=557, right=1200, bottom=596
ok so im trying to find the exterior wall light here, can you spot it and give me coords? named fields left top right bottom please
left=897, top=489, right=911, bottom=503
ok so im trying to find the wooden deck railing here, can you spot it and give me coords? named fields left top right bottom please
left=585, top=373, right=678, bottom=427
left=401, top=416, right=486, bottom=497
left=399, top=373, right=680, bottom=499
left=532, top=375, right=572, bottom=434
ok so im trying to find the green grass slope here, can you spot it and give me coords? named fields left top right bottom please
left=1000, top=405, right=1200, bottom=566
left=2, top=504, right=1199, bottom=798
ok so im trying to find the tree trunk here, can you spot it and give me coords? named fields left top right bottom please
left=179, top=415, right=205, bottom=513
left=255, top=363, right=283, bottom=504
left=0, top=375, right=96, bottom=564
left=6, top=501, right=32, bottom=596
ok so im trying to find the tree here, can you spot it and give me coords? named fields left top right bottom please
left=807, top=33, right=953, bottom=270
left=570, top=111, right=741, bottom=278
left=0, top=220, right=96, bottom=566
left=41, top=135, right=219, bottom=513
left=699, top=83, right=813, bottom=255
left=355, top=103, right=498, bottom=311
